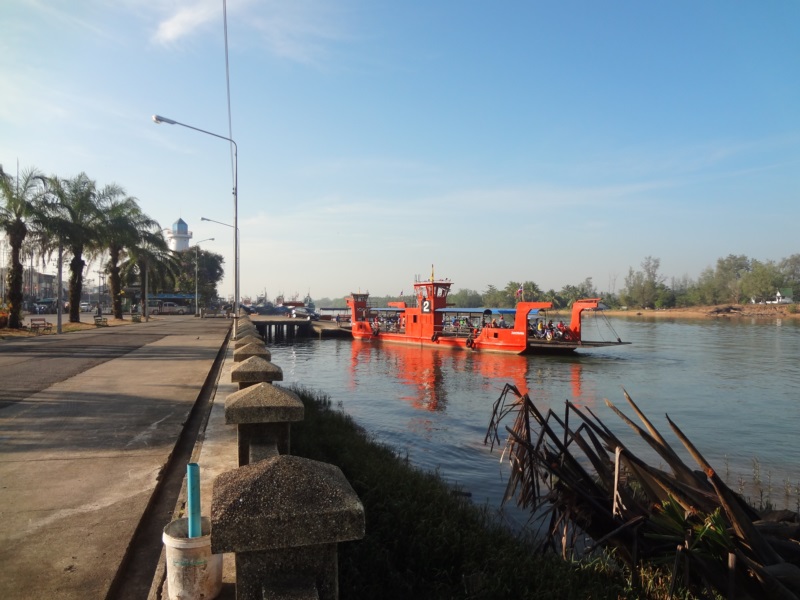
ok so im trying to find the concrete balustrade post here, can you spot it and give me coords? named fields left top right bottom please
left=233, top=342, right=272, bottom=363
left=234, top=334, right=266, bottom=349
left=225, top=383, right=303, bottom=465
left=231, top=356, right=283, bottom=390
left=234, top=326, right=259, bottom=341
left=211, top=455, right=365, bottom=600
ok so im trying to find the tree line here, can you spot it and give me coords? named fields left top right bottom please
left=620, top=254, right=800, bottom=309
left=315, top=255, right=799, bottom=311
left=0, top=165, right=225, bottom=329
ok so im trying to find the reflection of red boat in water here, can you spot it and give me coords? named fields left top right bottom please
left=350, top=339, right=534, bottom=411
left=351, top=341, right=448, bottom=411
left=347, top=276, right=630, bottom=355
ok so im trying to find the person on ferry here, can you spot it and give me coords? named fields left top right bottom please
left=498, top=315, right=507, bottom=328
left=491, top=318, right=498, bottom=328
left=537, top=319, right=545, bottom=336
left=557, top=320, right=566, bottom=332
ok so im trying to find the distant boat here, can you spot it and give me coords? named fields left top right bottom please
left=347, top=276, right=629, bottom=355
left=303, top=293, right=316, bottom=313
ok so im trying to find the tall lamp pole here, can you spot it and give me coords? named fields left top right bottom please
left=152, top=114, right=239, bottom=335
left=193, top=238, right=214, bottom=317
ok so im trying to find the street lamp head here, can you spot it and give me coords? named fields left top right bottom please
left=200, top=216, right=234, bottom=228
left=152, top=114, right=176, bottom=125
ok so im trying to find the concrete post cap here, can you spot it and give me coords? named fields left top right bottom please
left=234, top=334, right=265, bottom=349
left=233, top=342, right=272, bottom=362
left=224, top=383, right=303, bottom=424
left=231, top=356, right=283, bottom=384
left=211, top=455, right=365, bottom=554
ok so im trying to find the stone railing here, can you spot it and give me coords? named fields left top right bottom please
left=211, top=315, right=365, bottom=600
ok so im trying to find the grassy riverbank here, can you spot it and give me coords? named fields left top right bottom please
left=289, top=387, right=703, bottom=599
left=603, top=303, right=798, bottom=320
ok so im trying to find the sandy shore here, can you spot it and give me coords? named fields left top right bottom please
left=603, top=304, right=799, bottom=320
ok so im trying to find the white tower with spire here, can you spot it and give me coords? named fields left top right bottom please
left=167, top=218, right=192, bottom=252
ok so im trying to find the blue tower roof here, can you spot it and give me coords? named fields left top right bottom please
left=172, top=218, right=188, bottom=234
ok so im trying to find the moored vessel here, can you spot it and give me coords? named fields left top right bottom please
left=346, top=276, right=629, bottom=354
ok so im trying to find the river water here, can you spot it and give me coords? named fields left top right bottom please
left=268, top=315, right=800, bottom=529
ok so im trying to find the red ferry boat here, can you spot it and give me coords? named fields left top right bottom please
left=346, top=276, right=630, bottom=355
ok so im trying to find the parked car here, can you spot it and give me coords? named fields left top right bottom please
left=291, top=307, right=319, bottom=320
left=80, top=302, right=92, bottom=312
left=34, top=298, right=61, bottom=314
left=151, top=301, right=187, bottom=315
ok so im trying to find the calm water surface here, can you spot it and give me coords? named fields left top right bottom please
left=270, top=316, right=800, bottom=528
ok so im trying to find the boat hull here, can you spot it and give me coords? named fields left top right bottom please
left=351, top=325, right=629, bottom=355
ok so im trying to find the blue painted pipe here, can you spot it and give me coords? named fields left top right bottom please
left=187, top=463, right=201, bottom=538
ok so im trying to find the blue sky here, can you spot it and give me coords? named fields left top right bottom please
left=3, top=1, right=799, bottom=301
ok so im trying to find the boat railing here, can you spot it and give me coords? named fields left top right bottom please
left=438, top=323, right=482, bottom=338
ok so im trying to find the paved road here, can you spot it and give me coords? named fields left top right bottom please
left=0, top=328, right=167, bottom=410
left=0, top=317, right=231, bottom=599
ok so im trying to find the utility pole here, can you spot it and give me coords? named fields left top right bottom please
left=29, top=250, right=34, bottom=305
left=0, top=237, right=5, bottom=304
left=95, top=269, right=104, bottom=309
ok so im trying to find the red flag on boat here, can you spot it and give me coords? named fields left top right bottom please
left=516, top=284, right=523, bottom=298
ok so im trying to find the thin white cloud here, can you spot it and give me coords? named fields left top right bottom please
left=152, top=0, right=223, bottom=45
left=21, top=0, right=115, bottom=41
left=248, top=2, right=351, bottom=65
left=150, top=0, right=351, bottom=65
left=576, top=134, right=800, bottom=181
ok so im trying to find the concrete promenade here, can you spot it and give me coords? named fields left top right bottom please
left=0, top=316, right=237, bottom=599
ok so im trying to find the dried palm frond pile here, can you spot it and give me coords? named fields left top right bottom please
left=485, top=384, right=800, bottom=599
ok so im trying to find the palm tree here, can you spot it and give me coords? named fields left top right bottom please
left=0, top=165, right=45, bottom=328
left=40, top=173, right=109, bottom=323
left=120, top=227, right=180, bottom=319
left=100, top=194, right=158, bottom=319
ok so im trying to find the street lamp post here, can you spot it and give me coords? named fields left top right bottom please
left=152, top=114, right=239, bottom=335
left=193, top=238, right=214, bottom=317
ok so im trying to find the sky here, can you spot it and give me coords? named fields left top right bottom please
left=3, top=1, right=799, bottom=302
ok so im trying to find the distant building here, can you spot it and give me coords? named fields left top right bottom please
left=767, top=288, right=794, bottom=304
left=753, top=288, right=795, bottom=304
left=166, top=218, right=192, bottom=252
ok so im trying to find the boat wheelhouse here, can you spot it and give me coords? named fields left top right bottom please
left=346, top=276, right=629, bottom=355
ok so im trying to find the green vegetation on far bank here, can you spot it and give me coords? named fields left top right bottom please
left=308, top=254, right=800, bottom=315
left=289, top=386, right=703, bottom=599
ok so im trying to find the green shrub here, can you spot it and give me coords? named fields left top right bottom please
left=289, top=387, right=649, bottom=599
